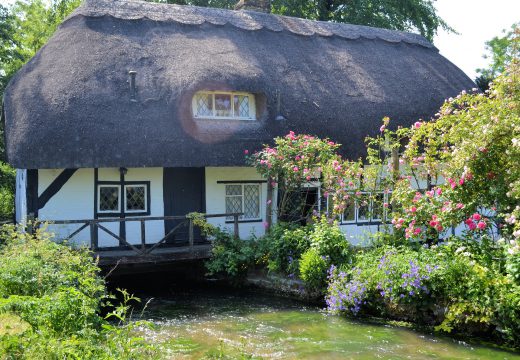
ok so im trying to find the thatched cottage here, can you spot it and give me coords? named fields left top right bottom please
left=2, top=0, right=474, bottom=248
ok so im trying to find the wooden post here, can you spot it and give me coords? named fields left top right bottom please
left=27, top=213, right=35, bottom=235
left=188, top=218, right=194, bottom=253
left=266, top=181, right=273, bottom=231
left=90, top=221, right=98, bottom=251
left=233, top=214, right=239, bottom=239
left=140, top=220, right=146, bottom=251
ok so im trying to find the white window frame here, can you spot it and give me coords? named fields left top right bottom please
left=225, top=183, right=262, bottom=221
left=97, top=184, right=121, bottom=214
left=124, top=184, right=148, bottom=214
left=327, top=191, right=391, bottom=224
left=192, top=91, right=256, bottom=120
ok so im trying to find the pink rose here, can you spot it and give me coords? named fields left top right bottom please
left=477, top=221, right=486, bottom=230
left=414, top=121, right=423, bottom=129
left=472, top=213, right=481, bottom=221
left=244, top=149, right=249, bottom=154
left=413, top=228, right=422, bottom=235
left=293, top=166, right=299, bottom=172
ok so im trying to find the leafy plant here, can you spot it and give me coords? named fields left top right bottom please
left=299, top=248, right=328, bottom=291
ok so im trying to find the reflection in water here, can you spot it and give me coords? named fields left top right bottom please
left=132, top=284, right=520, bottom=359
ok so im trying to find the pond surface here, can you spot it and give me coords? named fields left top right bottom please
left=138, top=284, right=520, bottom=359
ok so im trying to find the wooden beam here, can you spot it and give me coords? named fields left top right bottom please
left=38, top=169, right=77, bottom=210
left=26, top=169, right=38, bottom=217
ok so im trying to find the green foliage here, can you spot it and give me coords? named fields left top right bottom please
left=326, top=240, right=520, bottom=347
left=205, top=228, right=258, bottom=280
left=259, top=222, right=311, bottom=275
left=249, top=132, right=364, bottom=221
left=0, top=162, right=15, bottom=220
left=308, top=216, right=351, bottom=266
left=477, top=23, right=519, bottom=81
left=299, top=248, right=328, bottom=291
left=0, top=224, right=168, bottom=358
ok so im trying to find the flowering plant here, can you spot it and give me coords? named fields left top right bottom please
left=248, top=132, right=364, bottom=221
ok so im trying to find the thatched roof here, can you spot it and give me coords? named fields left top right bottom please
left=3, top=0, right=475, bottom=169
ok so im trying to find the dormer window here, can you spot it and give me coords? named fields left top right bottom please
left=192, top=91, right=256, bottom=120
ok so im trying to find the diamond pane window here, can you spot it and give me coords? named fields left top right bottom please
left=195, top=93, right=213, bottom=117
left=214, top=94, right=232, bottom=117
left=192, top=91, right=255, bottom=120
left=225, top=184, right=261, bottom=220
left=125, top=185, right=146, bottom=212
left=226, top=184, right=242, bottom=196
left=98, top=186, right=120, bottom=212
left=234, top=95, right=250, bottom=118
left=244, top=185, right=260, bottom=219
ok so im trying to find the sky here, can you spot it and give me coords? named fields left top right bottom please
left=433, top=0, right=519, bottom=80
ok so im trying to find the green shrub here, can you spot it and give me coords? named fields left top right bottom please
left=0, top=162, right=15, bottom=221
left=258, top=222, right=311, bottom=275
left=0, top=224, right=168, bottom=358
left=309, top=216, right=351, bottom=266
left=205, top=228, right=257, bottom=280
left=325, top=241, right=520, bottom=348
left=299, top=248, right=328, bottom=291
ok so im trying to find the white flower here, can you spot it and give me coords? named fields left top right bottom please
left=513, top=230, right=520, bottom=238
left=455, top=246, right=466, bottom=254
left=462, top=252, right=471, bottom=257
left=497, top=238, right=506, bottom=245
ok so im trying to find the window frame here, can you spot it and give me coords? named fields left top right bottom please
left=192, top=91, right=256, bottom=121
left=124, top=183, right=149, bottom=214
left=326, top=191, right=391, bottom=225
left=97, top=184, right=121, bottom=214
left=96, top=181, right=151, bottom=217
left=224, top=183, right=262, bottom=223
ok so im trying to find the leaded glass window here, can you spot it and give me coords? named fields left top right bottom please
left=98, top=185, right=120, bottom=212
left=225, top=184, right=261, bottom=220
left=192, top=91, right=255, bottom=120
left=342, top=198, right=356, bottom=222
left=125, top=185, right=146, bottom=212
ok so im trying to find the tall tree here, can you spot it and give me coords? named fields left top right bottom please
left=476, top=23, right=519, bottom=91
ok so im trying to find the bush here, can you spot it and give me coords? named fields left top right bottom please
left=309, top=216, right=351, bottom=266
left=205, top=228, right=258, bottom=281
left=299, top=248, right=328, bottom=291
left=0, top=224, right=167, bottom=358
left=258, top=222, right=311, bottom=276
left=325, top=242, right=520, bottom=348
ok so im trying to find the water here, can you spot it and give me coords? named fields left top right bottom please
left=133, top=283, right=520, bottom=359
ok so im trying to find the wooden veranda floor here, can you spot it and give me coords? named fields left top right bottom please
left=94, top=244, right=212, bottom=267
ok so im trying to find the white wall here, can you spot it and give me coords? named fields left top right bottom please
left=205, top=167, right=268, bottom=239
left=38, top=169, right=94, bottom=247
left=96, top=168, right=164, bottom=247
left=37, top=168, right=165, bottom=248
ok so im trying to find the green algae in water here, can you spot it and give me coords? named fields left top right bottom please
left=140, top=288, right=520, bottom=359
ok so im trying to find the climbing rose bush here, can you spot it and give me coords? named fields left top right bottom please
left=248, top=132, right=364, bottom=217
left=365, top=61, right=520, bottom=242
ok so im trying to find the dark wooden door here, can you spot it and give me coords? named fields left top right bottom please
left=163, top=167, right=206, bottom=245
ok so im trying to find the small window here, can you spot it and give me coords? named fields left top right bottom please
left=342, top=197, right=356, bottom=222
left=125, top=184, right=147, bottom=213
left=98, top=185, right=121, bottom=213
left=193, top=91, right=256, bottom=120
left=225, top=184, right=261, bottom=220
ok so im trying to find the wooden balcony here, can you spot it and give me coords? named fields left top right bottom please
left=42, top=213, right=242, bottom=268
